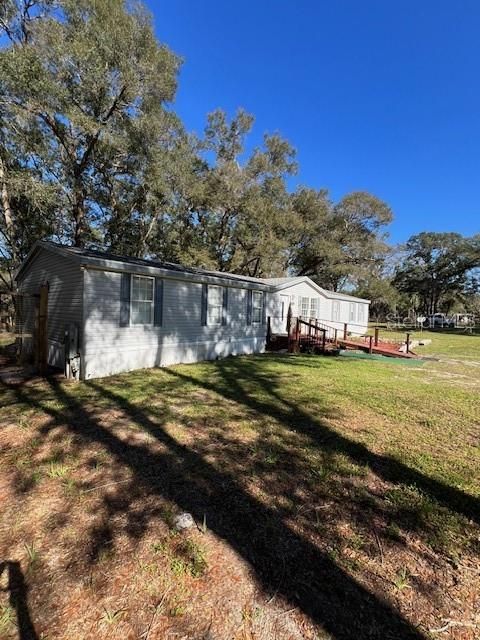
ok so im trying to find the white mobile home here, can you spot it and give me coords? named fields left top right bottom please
left=265, top=277, right=370, bottom=336
left=16, top=242, right=273, bottom=380
left=16, top=242, right=370, bottom=379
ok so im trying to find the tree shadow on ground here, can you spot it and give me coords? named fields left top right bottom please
left=164, top=355, right=480, bottom=526
left=2, top=369, right=430, bottom=640
left=0, top=561, right=38, bottom=640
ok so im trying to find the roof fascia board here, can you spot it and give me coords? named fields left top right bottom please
left=271, top=276, right=330, bottom=297
left=16, top=241, right=272, bottom=290
left=271, top=276, right=370, bottom=303
left=328, top=292, right=371, bottom=303
left=82, top=261, right=272, bottom=290
left=15, top=245, right=41, bottom=282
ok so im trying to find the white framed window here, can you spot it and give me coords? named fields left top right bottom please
left=301, top=296, right=309, bottom=318
left=252, top=291, right=263, bottom=324
left=332, top=300, right=340, bottom=321
left=309, top=298, right=318, bottom=319
left=208, top=285, right=223, bottom=325
left=349, top=302, right=356, bottom=322
left=358, top=304, right=365, bottom=323
left=131, top=275, right=154, bottom=325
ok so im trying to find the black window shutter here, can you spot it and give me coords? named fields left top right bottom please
left=262, top=292, right=266, bottom=325
left=222, top=287, right=228, bottom=325
left=201, top=284, right=208, bottom=326
left=154, top=278, right=163, bottom=327
left=120, top=273, right=131, bottom=327
left=246, top=289, right=253, bottom=325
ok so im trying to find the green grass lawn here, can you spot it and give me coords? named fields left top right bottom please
left=0, top=331, right=479, bottom=639
left=368, top=325, right=480, bottom=357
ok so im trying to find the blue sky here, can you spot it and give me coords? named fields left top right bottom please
left=146, top=0, right=479, bottom=243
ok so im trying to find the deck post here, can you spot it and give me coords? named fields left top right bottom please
left=369, top=335, right=373, bottom=354
left=343, top=323, right=348, bottom=340
left=322, top=329, right=326, bottom=354
left=295, top=317, right=300, bottom=352
left=266, top=316, right=271, bottom=348
left=406, top=332, right=411, bottom=354
left=374, top=327, right=379, bottom=346
left=334, top=328, right=338, bottom=345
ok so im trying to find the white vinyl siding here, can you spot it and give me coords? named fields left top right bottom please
left=358, top=304, right=365, bottom=323
left=16, top=249, right=84, bottom=369
left=83, top=273, right=273, bottom=378
left=271, top=279, right=369, bottom=338
left=207, top=285, right=223, bottom=325
left=332, top=300, right=340, bottom=321
left=349, top=302, right=356, bottom=322
left=289, top=295, right=296, bottom=315
left=131, top=275, right=154, bottom=325
left=252, top=291, right=263, bottom=324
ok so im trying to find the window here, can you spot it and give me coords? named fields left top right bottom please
left=301, top=296, right=309, bottom=318
left=349, top=302, right=356, bottom=322
left=131, top=275, right=154, bottom=325
left=358, top=304, right=365, bottom=323
left=252, top=291, right=263, bottom=324
left=309, top=298, right=318, bottom=319
left=208, top=285, right=223, bottom=325
left=332, top=301, right=340, bottom=321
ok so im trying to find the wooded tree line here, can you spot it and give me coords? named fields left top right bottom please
left=1, top=0, right=479, bottom=318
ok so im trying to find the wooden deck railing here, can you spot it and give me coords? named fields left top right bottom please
left=291, top=317, right=328, bottom=353
left=267, top=316, right=419, bottom=360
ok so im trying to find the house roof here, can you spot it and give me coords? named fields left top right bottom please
left=260, top=276, right=370, bottom=303
left=16, top=241, right=272, bottom=289
left=261, top=277, right=297, bottom=286
left=16, top=242, right=370, bottom=303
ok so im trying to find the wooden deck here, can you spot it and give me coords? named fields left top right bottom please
left=336, top=337, right=417, bottom=359
left=267, top=317, right=419, bottom=360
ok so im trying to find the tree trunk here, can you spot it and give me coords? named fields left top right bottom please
left=73, top=180, right=86, bottom=247
left=139, top=209, right=161, bottom=257
left=0, top=156, right=20, bottom=279
left=0, top=156, right=14, bottom=238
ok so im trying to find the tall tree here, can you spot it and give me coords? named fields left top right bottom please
left=354, top=275, right=400, bottom=320
left=0, top=0, right=181, bottom=256
left=393, top=232, right=480, bottom=314
left=0, top=3, right=60, bottom=298
left=289, top=189, right=393, bottom=290
left=167, top=109, right=297, bottom=276
left=98, top=113, right=199, bottom=259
